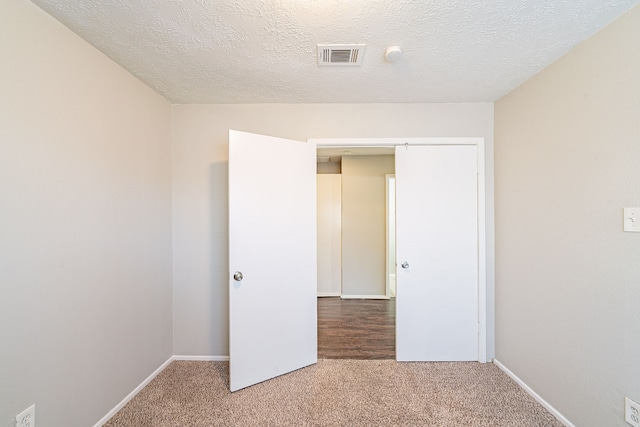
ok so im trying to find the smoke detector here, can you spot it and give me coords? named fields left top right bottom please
left=317, top=44, right=366, bottom=66
left=385, top=46, right=402, bottom=62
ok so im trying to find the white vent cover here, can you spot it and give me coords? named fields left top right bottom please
left=317, top=44, right=366, bottom=66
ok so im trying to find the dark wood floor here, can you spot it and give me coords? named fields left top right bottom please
left=317, top=297, right=395, bottom=359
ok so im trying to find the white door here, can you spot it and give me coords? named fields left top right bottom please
left=395, top=145, right=479, bottom=361
left=228, top=130, right=317, bottom=391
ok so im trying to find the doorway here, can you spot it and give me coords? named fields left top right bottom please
left=228, top=131, right=488, bottom=391
left=312, top=137, right=488, bottom=364
left=316, top=150, right=397, bottom=359
left=316, top=149, right=395, bottom=300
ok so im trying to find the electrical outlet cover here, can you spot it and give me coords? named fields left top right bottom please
left=626, top=397, right=640, bottom=427
left=15, top=404, right=35, bottom=427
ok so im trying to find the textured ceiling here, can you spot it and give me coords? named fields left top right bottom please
left=30, top=0, right=640, bottom=103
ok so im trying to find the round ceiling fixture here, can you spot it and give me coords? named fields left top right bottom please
left=385, top=46, right=402, bottom=62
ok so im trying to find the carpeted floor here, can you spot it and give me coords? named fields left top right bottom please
left=105, top=360, right=563, bottom=426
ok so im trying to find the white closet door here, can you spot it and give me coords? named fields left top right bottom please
left=228, top=130, right=317, bottom=391
left=395, top=145, right=479, bottom=361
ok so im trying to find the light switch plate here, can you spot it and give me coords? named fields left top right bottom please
left=624, top=208, right=640, bottom=232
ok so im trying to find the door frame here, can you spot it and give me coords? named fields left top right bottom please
left=310, top=137, right=488, bottom=363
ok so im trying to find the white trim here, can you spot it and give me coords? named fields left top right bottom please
left=476, top=139, right=487, bottom=363
left=494, top=359, right=575, bottom=427
left=341, top=294, right=390, bottom=300
left=173, top=355, right=230, bottom=361
left=310, top=137, right=481, bottom=147
left=311, top=137, right=489, bottom=363
left=94, top=356, right=174, bottom=427
left=317, top=292, right=341, bottom=297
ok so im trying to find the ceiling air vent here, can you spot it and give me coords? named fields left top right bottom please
left=317, top=44, right=366, bottom=66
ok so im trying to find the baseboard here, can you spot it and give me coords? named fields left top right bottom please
left=317, top=292, right=341, bottom=297
left=341, top=294, right=390, bottom=300
left=94, top=356, right=173, bottom=426
left=173, top=355, right=230, bottom=361
left=95, top=355, right=229, bottom=426
left=493, top=359, right=575, bottom=427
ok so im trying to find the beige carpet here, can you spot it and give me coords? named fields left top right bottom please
left=105, top=360, right=563, bottom=426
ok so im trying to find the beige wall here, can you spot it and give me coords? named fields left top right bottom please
left=495, top=5, right=640, bottom=427
left=317, top=174, right=342, bottom=296
left=0, top=1, right=173, bottom=425
left=171, top=103, right=495, bottom=356
left=341, top=156, right=395, bottom=296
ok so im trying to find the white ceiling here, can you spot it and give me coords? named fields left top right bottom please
left=31, top=0, right=640, bottom=104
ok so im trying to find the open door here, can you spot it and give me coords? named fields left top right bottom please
left=228, top=130, right=317, bottom=391
left=395, top=145, right=479, bottom=361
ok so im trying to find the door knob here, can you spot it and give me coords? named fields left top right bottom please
left=233, top=271, right=243, bottom=281
left=401, top=261, right=409, bottom=269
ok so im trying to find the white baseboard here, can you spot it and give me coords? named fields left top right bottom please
left=341, top=294, right=390, bottom=300
left=173, top=355, right=229, bottom=361
left=95, top=355, right=229, bottom=426
left=94, top=356, right=173, bottom=426
left=317, top=292, right=341, bottom=297
left=493, top=359, right=575, bottom=427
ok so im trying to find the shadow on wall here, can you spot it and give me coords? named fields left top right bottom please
left=210, top=161, right=230, bottom=353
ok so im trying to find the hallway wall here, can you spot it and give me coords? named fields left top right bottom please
left=341, top=155, right=394, bottom=297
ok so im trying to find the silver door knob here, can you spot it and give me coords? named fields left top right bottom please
left=233, top=271, right=243, bottom=281
left=401, top=261, right=409, bottom=269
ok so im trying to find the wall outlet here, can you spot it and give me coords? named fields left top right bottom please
left=626, top=397, right=640, bottom=427
left=15, top=404, right=35, bottom=427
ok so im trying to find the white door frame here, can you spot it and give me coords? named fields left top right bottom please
left=310, top=137, right=488, bottom=363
